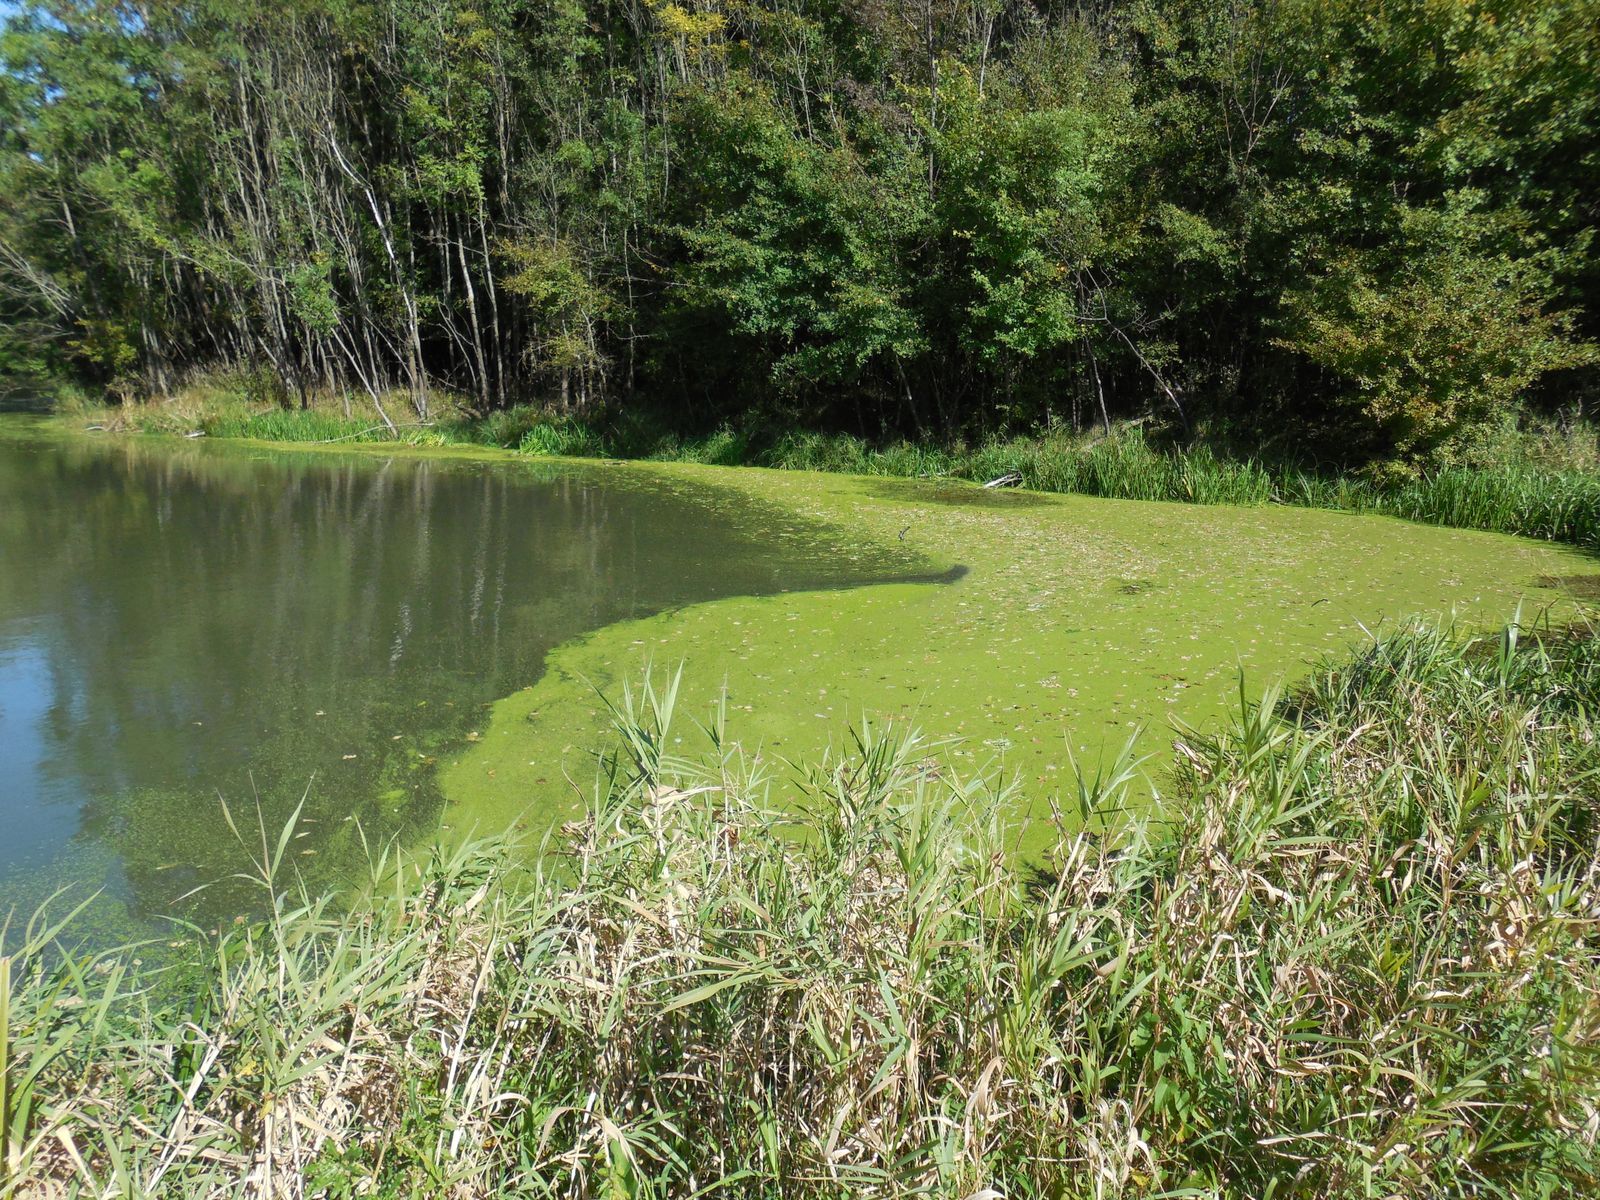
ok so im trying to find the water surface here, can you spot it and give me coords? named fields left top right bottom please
left=0, top=420, right=922, bottom=934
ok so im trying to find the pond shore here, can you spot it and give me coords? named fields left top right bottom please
left=14, top=619, right=1600, bottom=1196
left=49, top=390, right=1600, bottom=549
left=10, top=412, right=1600, bottom=1197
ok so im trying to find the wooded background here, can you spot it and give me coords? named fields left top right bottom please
left=2, top=0, right=1596, bottom=462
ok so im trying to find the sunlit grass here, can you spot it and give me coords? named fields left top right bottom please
left=7, top=619, right=1599, bottom=1196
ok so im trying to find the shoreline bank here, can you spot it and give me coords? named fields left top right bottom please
left=42, top=390, right=1600, bottom=552
left=12, top=619, right=1599, bottom=1196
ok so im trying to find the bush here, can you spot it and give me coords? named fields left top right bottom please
left=1278, top=243, right=1596, bottom=462
left=680, top=426, right=749, bottom=465
left=473, top=403, right=548, bottom=448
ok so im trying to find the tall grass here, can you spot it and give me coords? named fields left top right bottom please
left=1288, top=464, right=1600, bottom=548
left=49, top=384, right=1600, bottom=547
left=7, top=620, right=1599, bottom=1197
left=749, top=426, right=1600, bottom=546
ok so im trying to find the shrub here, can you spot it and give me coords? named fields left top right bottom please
left=474, top=403, right=548, bottom=448
left=1278, top=244, right=1596, bottom=462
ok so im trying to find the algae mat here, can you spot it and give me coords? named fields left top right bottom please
left=442, top=463, right=1596, bottom=846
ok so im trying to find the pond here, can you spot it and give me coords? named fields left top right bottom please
left=0, top=419, right=930, bottom=936
left=4, top=417, right=1595, bottom=938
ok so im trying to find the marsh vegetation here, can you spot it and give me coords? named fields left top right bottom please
left=61, top=389, right=1600, bottom=552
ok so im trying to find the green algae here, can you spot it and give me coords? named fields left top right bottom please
left=1535, top=573, right=1600, bottom=600
left=440, top=463, right=1596, bottom=852
left=862, top=477, right=1055, bottom=508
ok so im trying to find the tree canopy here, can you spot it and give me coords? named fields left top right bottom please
left=1, top=0, right=1596, bottom=462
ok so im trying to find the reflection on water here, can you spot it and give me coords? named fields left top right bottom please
left=0, top=421, right=919, bottom=933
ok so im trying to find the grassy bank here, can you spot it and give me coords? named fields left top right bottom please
left=55, top=386, right=1600, bottom=551
left=8, top=620, right=1600, bottom=1197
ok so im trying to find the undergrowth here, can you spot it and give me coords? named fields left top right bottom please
left=6, top=619, right=1600, bottom=1197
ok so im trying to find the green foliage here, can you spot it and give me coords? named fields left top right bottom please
left=1289, top=462, right=1600, bottom=549
left=670, top=82, right=929, bottom=401
left=73, top=379, right=1600, bottom=550
left=4, top=0, right=1596, bottom=458
left=1279, top=238, right=1596, bottom=460
left=9, top=621, right=1600, bottom=1194
left=931, top=36, right=1148, bottom=425
left=471, top=402, right=548, bottom=447
left=499, top=237, right=615, bottom=400
left=517, top=413, right=602, bottom=456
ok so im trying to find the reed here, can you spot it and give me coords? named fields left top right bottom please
left=8, top=619, right=1599, bottom=1197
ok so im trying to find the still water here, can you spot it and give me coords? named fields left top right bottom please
left=0, top=419, right=920, bottom=935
